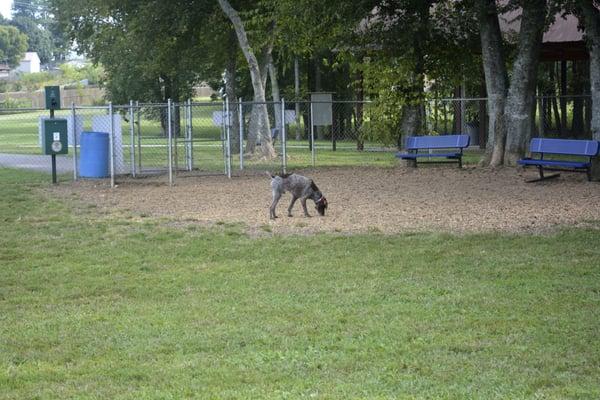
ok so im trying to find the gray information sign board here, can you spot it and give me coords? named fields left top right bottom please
left=310, top=92, right=333, bottom=126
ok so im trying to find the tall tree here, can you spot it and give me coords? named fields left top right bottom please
left=11, top=0, right=59, bottom=63
left=0, top=25, right=28, bottom=68
left=52, top=0, right=214, bottom=104
left=476, top=0, right=548, bottom=166
left=476, top=0, right=508, bottom=166
left=11, top=16, right=53, bottom=63
left=577, top=0, right=600, bottom=179
left=503, top=0, right=547, bottom=165
left=217, top=0, right=276, bottom=159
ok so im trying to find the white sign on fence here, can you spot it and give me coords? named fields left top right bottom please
left=212, top=111, right=233, bottom=127
left=284, top=110, right=296, bottom=124
left=310, top=92, right=333, bottom=126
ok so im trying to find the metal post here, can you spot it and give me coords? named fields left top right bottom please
left=183, top=99, right=189, bottom=170
left=136, top=101, right=142, bottom=172
left=310, top=102, right=315, bottom=167
left=51, top=155, right=57, bottom=184
left=281, top=98, right=287, bottom=173
left=129, top=100, right=136, bottom=177
left=222, top=98, right=227, bottom=175
left=173, top=101, right=179, bottom=173
left=225, top=96, right=231, bottom=178
left=167, top=99, right=173, bottom=186
left=460, top=84, right=466, bottom=134
left=294, top=58, right=301, bottom=141
left=332, top=102, right=336, bottom=152
left=108, top=102, right=115, bottom=188
left=49, top=108, right=57, bottom=184
left=238, top=98, right=244, bottom=170
left=187, top=98, right=193, bottom=171
left=71, top=102, right=78, bottom=181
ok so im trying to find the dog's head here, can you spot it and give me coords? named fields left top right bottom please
left=315, top=194, right=328, bottom=216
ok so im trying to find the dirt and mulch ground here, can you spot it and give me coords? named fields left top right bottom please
left=47, top=166, right=600, bottom=235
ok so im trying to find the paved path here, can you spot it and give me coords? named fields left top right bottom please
left=0, top=153, right=74, bottom=174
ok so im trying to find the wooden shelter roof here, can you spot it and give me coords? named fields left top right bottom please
left=500, top=10, right=589, bottom=61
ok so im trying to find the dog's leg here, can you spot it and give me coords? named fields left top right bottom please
left=270, top=190, right=282, bottom=219
left=300, top=197, right=311, bottom=217
left=287, top=196, right=298, bottom=217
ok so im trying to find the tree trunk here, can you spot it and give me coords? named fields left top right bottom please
left=225, top=29, right=240, bottom=153
left=560, top=60, right=568, bottom=136
left=294, top=57, right=302, bottom=141
left=503, top=0, right=546, bottom=166
left=355, top=71, right=364, bottom=151
left=399, top=103, right=423, bottom=148
left=268, top=56, right=282, bottom=137
left=452, top=86, right=462, bottom=134
left=579, top=0, right=600, bottom=180
left=476, top=0, right=509, bottom=166
left=217, top=0, right=276, bottom=159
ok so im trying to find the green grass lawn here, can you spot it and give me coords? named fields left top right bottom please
left=2, top=170, right=599, bottom=399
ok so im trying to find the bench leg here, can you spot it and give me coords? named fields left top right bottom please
left=458, top=157, right=462, bottom=168
left=526, top=166, right=560, bottom=182
left=587, top=168, right=592, bottom=182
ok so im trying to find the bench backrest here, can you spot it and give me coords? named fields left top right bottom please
left=529, top=138, right=599, bottom=157
left=406, top=135, right=470, bottom=150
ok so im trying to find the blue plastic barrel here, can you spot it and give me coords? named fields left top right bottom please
left=79, top=131, right=109, bottom=178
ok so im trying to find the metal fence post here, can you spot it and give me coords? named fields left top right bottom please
left=221, top=98, right=226, bottom=175
left=310, top=101, right=315, bottom=167
left=167, top=99, right=174, bottom=186
left=187, top=98, right=193, bottom=171
left=332, top=101, right=336, bottom=152
left=281, top=98, right=287, bottom=173
left=136, top=100, right=142, bottom=173
left=173, top=101, right=179, bottom=173
left=225, top=96, right=232, bottom=178
left=108, top=102, right=115, bottom=188
left=71, top=102, right=78, bottom=181
left=129, top=100, right=136, bottom=177
left=238, top=97, right=244, bottom=170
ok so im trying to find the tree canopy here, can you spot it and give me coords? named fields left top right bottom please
left=0, top=25, right=28, bottom=68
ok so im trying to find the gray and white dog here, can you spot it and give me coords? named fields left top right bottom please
left=269, top=172, right=328, bottom=219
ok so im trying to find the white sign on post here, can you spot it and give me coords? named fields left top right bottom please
left=310, top=92, right=333, bottom=126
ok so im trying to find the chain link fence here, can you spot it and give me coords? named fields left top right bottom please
left=538, top=95, right=593, bottom=139
left=0, top=95, right=592, bottom=186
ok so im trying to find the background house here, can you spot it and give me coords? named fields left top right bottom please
left=16, top=52, right=41, bottom=74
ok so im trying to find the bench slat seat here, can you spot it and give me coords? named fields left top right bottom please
left=518, top=138, right=599, bottom=182
left=518, top=159, right=590, bottom=169
left=399, top=152, right=462, bottom=159
left=395, top=134, right=470, bottom=168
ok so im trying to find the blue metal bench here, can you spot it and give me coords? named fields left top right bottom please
left=518, top=138, right=599, bottom=182
left=396, top=135, right=470, bottom=168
